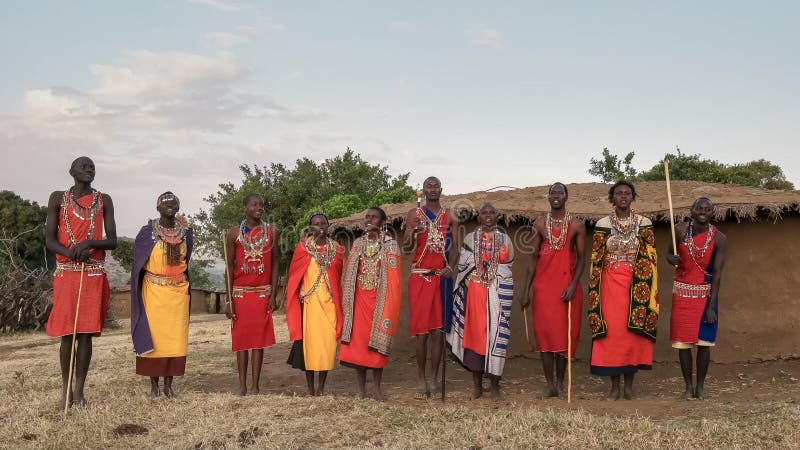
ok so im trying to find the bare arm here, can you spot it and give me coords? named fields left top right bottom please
left=442, top=209, right=462, bottom=279
left=562, top=218, right=586, bottom=302
left=706, top=231, right=727, bottom=324
left=224, top=227, right=238, bottom=319
left=521, top=218, right=543, bottom=309
left=666, top=222, right=687, bottom=266
left=269, top=226, right=281, bottom=311
left=401, top=209, right=420, bottom=254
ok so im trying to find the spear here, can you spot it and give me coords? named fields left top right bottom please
left=64, top=262, right=85, bottom=419
left=664, top=158, right=678, bottom=255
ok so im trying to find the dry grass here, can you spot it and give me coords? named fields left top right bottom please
left=1, top=316, right=798, bottom=449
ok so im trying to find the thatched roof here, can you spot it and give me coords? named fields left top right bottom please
left=330, top=181, right=800, bottom=230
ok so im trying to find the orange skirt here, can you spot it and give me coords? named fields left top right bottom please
left=46, top=271, right=109, bottom=337
left=407, top=274, right=442, bottom=336
left=590, top=263, right=653, bottom=376
left=339, top=288, right=388, bottom=369
left=231, top=291, right=275, bottom=352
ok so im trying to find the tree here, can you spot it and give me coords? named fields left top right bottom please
left=588, top=148, right=637, bottom=183
left=0, top=191, right=49, bottom=272
left=191, top=148, right=415, bottom=266
left=111, top=235, right=213, bottom=289
left=112, top=237, right=135, bottom=272
left=589, top=148, right=795, bottom=190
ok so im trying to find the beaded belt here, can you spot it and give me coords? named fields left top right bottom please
left=144, top=272, right=187, bottom=286
left=673, top=281, right=711, bottom=299
left=54, top=261, right=105, bottom=277
left=232, top=285, right=272, bottom=298
left=603, top=254, right=635, bottom=270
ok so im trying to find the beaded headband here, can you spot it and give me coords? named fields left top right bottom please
left=157, top=193, right=180, bottom=209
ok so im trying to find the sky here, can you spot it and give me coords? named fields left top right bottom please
left=2, top=0, right=798, bottom=237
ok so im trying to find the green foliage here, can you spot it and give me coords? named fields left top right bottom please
left=588, top=148, right=637, bottom=183
left=0, top=191, right=49, bottom=272
left=191, top=148, right=414, bottom=267
left=189, top=259, right=213, bottom=289
left=112, top=237, right=134, bottom=272
left=590, top=148, right=794, bottom=190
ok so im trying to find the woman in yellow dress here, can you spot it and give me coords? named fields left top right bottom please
left=286, top=213, right=344, bottom=396
left=130, top=192, right=192, bottom=398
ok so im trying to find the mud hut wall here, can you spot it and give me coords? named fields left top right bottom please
left=382, top=215, right=800, bottom=364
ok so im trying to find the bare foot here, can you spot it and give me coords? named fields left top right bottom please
left=73, top=397, right=89, bottom=409
left=683, top=386, right=694, bottom=400
left=490, top=387, right=501, bottom=401
left=164, top=387, right=177, bottom=399
left=472, top=384, right=483, bottom=400
left=57, top=395, right=73, bottom=411
left=251, top=388, right=259, bottom=395
left=414, top=382, right=429, bottom=400
left=543, top=386, right=558, bottom=398
left=357, top=390, right=367, bottom=399
left=623, top=385, right=633, bottom=400
left=608, top=386, right=621, bottom=400
left=315, top=388, right=324, bottom=396
left=239, top=386, right=247, bottom=396
left=373, top=388, right=386, bottom=402
left=695, top=385, right=706, bottom=400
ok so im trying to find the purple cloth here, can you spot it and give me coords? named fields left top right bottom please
left=130, top=224, right=193, bottom=355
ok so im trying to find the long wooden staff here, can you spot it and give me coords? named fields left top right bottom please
left=522, top=306, right=534, bottom=351
left=64, top=262, right=85, bottom=419
left=664, top=158, right=678, bottom=254
left=441, top=328, right=446, bottom=401
left=567, top=301, right=572, bottom=403
left=221, top=231, right=234, bottom=329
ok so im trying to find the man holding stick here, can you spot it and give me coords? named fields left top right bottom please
left=402, top=176, right=460, bottom=399
left=521, top=182, right=585, bottom=399
left=45, top=156, right=117, bottom=410
left=666, top=197, right=727, bottom=400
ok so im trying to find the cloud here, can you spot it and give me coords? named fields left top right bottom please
left=206, top=32, right=251, bottom=48
left=188, top=0, right=238, bottom=11
left=468, top=26, right=502, bottom=48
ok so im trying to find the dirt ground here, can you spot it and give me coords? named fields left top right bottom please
left=119, top=314, right=800, bottom=420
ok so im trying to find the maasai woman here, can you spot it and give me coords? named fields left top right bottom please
left=339, top=207, right=402, bottom=401
left=447, top=203, right=514, bottom=400
left=588, top=181, right=658, bottom=400
left=131, top=192, right=192, bottom=398
left=286, top=213, right=344, bottom=396
left=224, top=194, right=279, bottom=396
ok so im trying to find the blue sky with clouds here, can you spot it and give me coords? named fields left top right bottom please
left=2, top=0, right=798, bottom=236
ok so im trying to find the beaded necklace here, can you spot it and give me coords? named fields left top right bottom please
left=609, top=208, right=640, bottom=253
left=546, top=212, right=570, bottom=251
left=473, top=227, right=502, bottom=287
left=418, top=207, right=447, bottom=254
left=684, top=220, right=715, bottom=275
left=299, top=236, right=337, bottom=302
left=151, top=217, right=187, bottom=267
left=358, top=234, right=383, bottom=290
left=238, top=220, right=270, bottom=274
left=61, top=188, right=102, bottom=246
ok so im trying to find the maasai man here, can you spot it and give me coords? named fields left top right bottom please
left=224, top=194, right=279, bottom=396
left=521, top=182, right=586, bottom=398
left=339, top=207, right=402, bottom=401
left=666, top=197, right=727, bottom=400
left=45, top=156, right=117, bottom=409
left=130, top=192, right=192, bottom=398
left=286, top=213, right=344, bottom=396
left=447, top=203, right=514, bottom=400
left=402, top=176, right=460, bottom=399
left=588, top=181, right=658, bottom=400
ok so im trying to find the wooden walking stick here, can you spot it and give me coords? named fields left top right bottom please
left=221, top=231, right=235, bottom=329
left=441, top=328, right=446, bottom=401
left=64, top=262, right=85, bottom=419
left=567, top=300, right=572, bottom=403
left=522, top=306, right=535, bottom=351
left=664, top=158, right=678, bottom=255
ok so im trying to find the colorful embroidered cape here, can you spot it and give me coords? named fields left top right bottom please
left=340, top=236, right=402, bottom=356
left=130, top=223, right=193, bottom=355
left=285, top=240, right=344, bottom=342
left=587, top=219, right=659, bottom=342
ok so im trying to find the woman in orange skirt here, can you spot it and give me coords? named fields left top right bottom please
left=587, top=181, right=659, bottom=400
